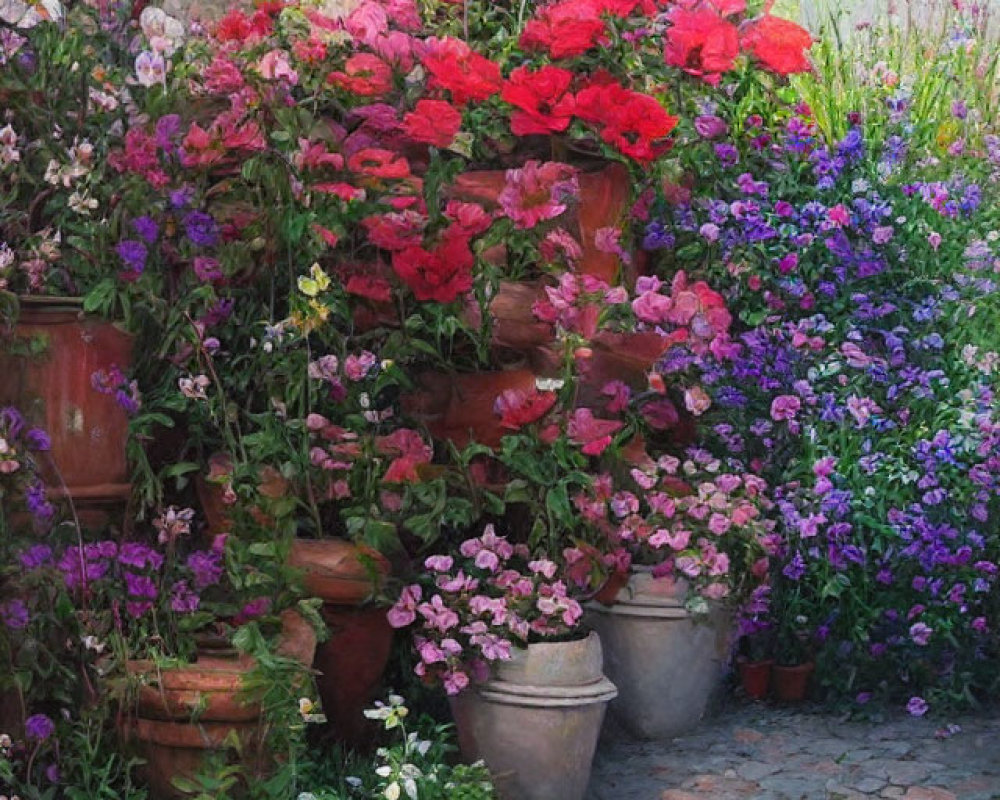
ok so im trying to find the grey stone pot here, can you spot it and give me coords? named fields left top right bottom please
left=450, top=631, right=618, bottom=800
left=586, top=570, right=730, bottom=739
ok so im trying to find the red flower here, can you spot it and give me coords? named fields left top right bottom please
left=501, top=66, right=577, bottom=137
left=421, top=37, right=503, bottom=105
left=519, top=0, right=607, bottom=60
left=327, top=53, right=394, bottom=97
left=740, top=15, right=813, bottom=75
left=312, top=182, right=365, bottom=201
left=392, top=230, right=474, bottom=303
left=575, top=82, right=678, bottom=163
left=494, top=389, right=558, bottom=430
left=363, top=210, right=427, bottom=251
left=347, top=148, right=411, bottom=180
left=401, top=99, right=462, bottom=147
left=664, top=8, right=739, bottom=85
left=346, top=274, right=394, bottom=303
left=214, top=8, right=272, bottom=43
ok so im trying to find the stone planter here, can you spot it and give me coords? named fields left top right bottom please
left=586, top=570, right=729, bottom=739
left=0, top=296, right=132, bottom=522
left=450, top=632, right=617, bottom=800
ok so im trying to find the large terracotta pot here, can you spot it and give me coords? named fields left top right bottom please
left=401, top=369, right=537, bottom=448
left=0, top=297, right=132, bottom=508
left=124, top=611, right=316, bottom=799
left=585, top=569, right=730, bottom=739
left=287, top=538, right=394, bottom=747
left=451, top=163, right=630, bottom=284
left=450, top=632, right=617, bottom=800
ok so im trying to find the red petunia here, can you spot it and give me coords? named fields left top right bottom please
left=363, top=210, right=427, bottom=251
left=346, top=274, right=394, bottom=303
left=567, top=408, right=623, bottom=456
left=519, top=0, right=608, bottom=60
left=214, top=8, right=273, bottom=43
left=740, top=15, right=813, bottom=75
left=421, top=37, right=503, bottom=105
left=401, top=99, right=462, bottom=147
left=501, top=65, right=577, bottom=137
left=494, top=389, right=558, bottom=430
left=327, top=53, right=394, bottom=97
left=347, top=148, right=411, bottom=180
left=575, top=82, right=678, bottom=163
left=664, top=8, right=739, bottom=85
left=391, top=230, right=474, bottom=303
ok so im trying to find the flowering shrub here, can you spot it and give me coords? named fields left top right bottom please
left=643, top=12, right=1000, bottom=711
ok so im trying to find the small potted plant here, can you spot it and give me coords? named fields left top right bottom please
left=387, top=524, right=617, bottom=800
left=734, top=585, right=775, bottom=700
left=771, top=612, right=815, bottom=703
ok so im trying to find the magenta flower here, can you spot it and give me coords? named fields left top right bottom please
left=387, top=584, right=422, bottom=628
left=906, top=696, right=929, bottom=717
left=909, top=622, right=933, bottom=646
left=25, top=713, right=54, bottom=741
left=498, top=161, right=579, bottom=229
left=770, top=394, right=801, bottom=421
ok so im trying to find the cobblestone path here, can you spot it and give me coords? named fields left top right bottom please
left=587, top=705, right=1000, bottom=800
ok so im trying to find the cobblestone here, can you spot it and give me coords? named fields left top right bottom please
left=587, top=705, right=1000, bottom=800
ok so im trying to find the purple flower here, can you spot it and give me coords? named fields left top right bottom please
left=25, top=713, right=54, bottom=741
left=0, top=598, right=29, bottom=630
left=235, top=596, right=272, bottom=624
left=187, top=550, right=223, bottom=590
left=906, top=696, right=929, bottom=717
left=155, top=114, right=181, bottom=149
left=782, top=552, right=806, bottom=581
left=118, top=543, right=164, bottom=571
left=183, top=211, right=219, bottom=247
left=25, top=481, right=54, bottom=524
left=126, top=600, right=153, bottom=617
left=909, top=622, right=933, bottom=646
left=132, top=216, right=159, bottom=244
left=694, top=115, right=727, bottom=139
left=170, top=580, right=200, bottom=614
left=25, top=427, right=50, bottom=451
left=124, top=572, right=158, bottom=600
left=20, top=544, right=52, bottom=570
left=116, top=240, right=147, bottom=281
left=169, top=186, right=194, bottom=209
left=193, top=256, right=223, bottom=282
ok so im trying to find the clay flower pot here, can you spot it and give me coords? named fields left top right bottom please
left=123, top=611, right=315, bottom=799
left=771, top=662, right=814, bottom=703
left=450, top=632, right=617, bottom=800
left=585, top=569, right=729, bottom=739
left=737, top=659, right=773, bottom=700
left=0, top=297, right=132, bottom=514
left=287, top=538, right=394, bottom=748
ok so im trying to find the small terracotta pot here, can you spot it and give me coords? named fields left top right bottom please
left=450, top=632, right=617, bottom=800
left=737, top=659, right=773, bottom=700
left=0, top=297, right=132, bottom=510
left=287, top=538, right=390, bottom=605
left=771, top=662, right=814, bottom=702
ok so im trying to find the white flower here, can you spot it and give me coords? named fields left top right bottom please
left=0, top=0, right=63, bottom=28
left=179, top=374, right=210, bottom=400
left=383, top=783, right=400, bottom=800
left=81, top=635, right=105, bottom=653
left=135, top=51, right=166, bottom=88
left=68, top=192, right=98, bottom=216
left=139, top=7, right=185, bottom=55
left=0, top=125, right=19, bottom=165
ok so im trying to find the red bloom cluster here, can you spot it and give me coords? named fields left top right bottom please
left=421, top=37, right=503, bottom=105
left=663, top=8, right=739, bottom=85
left=740, top=15, right=814, bottom=75
left=494, top=389, right=558, bottom=430
left=214, top=7, right=275, bottom=44
left=327, top=53, right=394, bottom=97
left=501, top=66, right=577, bottom=136
left=391, top=230, right=475, bottom=303
left=401, top=99, right=462, bottom=147
left=576, top=81, right=678, bottom=163
left=519, top=0, right=609, bottom=60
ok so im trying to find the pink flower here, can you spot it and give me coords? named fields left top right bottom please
left=528, top=559, right=558, bottom=579
left=632, top=290, right=673, bottom=323
left=424, top=555, right=454, bottom=572
left=387, top=584, right=422, bottom=628
left=258, top=49, right=298, bottom=84
left=770, top=394, right=802, bottom=421
left=649, top=527, right=691, bottom=550
left=567, top=408, right=623, bottom=455
left=684, top=386, right=712, bottom=416
left=928, top=231, right=942, bottom=250
left=442, top=669, right=470, bottom=695
left=708, top=513, right=731, bottom=535
left=417, top=638, right=446, bottom=665
left=498, top=161, right=579, bottom=229
left=344, top=351, right=378, bottom=380
left=418, top=594, right=460, bottom=632
left=827, top=204, right=850, bottom=227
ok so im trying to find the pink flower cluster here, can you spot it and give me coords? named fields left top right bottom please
left=572, top=448, right=777, bottom=604
left=387, top=524, right=583, bottom=694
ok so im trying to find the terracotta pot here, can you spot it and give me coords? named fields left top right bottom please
left=738, top=659, right=773, bottom=700
left=450, top=632, right=617, bottom=800
left=124, top=611, right=316, bottom=799
left=286, top=538, right=394, bottom=747
left=313, top=604, right=395, bottom=748
left=451, top=162, right=630, bottom=284
left=401, top=369, right=537, bottom=448
left=287, top=538, right=390, bottom=605
left=771, top=662, right=814, bottom=703
left=0, top=297, right=132, bottom=508
left=585, top=569, right=729, bottom=739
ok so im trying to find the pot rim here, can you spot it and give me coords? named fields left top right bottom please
left=475, top=676, right=618, bottom=708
